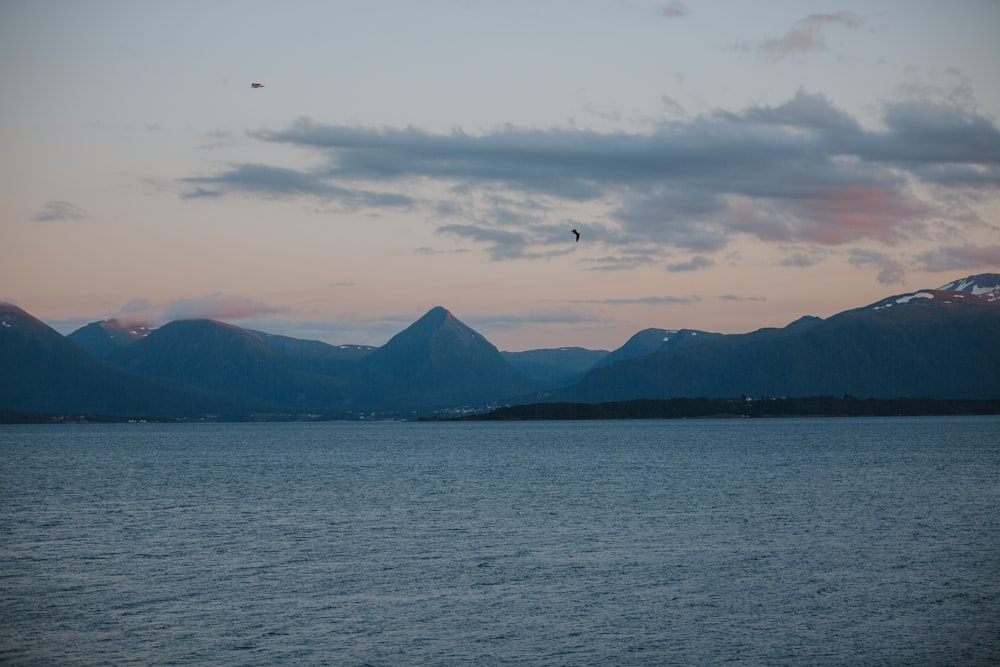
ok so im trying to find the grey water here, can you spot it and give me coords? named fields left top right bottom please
left=1, top=418, right=998, bottom=666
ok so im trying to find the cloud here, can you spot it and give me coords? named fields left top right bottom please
left=437, top=224, right=529, bottom=260
left=667, top=255, right=714, bottom=272
left=758, top=12, right=862, bottom=61
left=180, top=90, right=1000, bottom=269
left=718, top=294, right=768, bottom=302
left=574, top=295, right=701, bottom=306
left=32, top=200, right=87, bottom=222
left=98, top=295, right=289, bottom=328
left=778, top=247, right=828, bottom=268
left=584, top=252, right=659, bottom=272
left=916, top=244, right=1000, bottom=272
left=414, top=246, right=469, bottom=256
left=848, top=249, right=907, bottom=285
left=868, top=100, right=1000, bottom=167
left=182, top=163, right=415, bottom=209
left=110, top=298, right=159, bottom=326
left=160, top=294, right=290, bottom=322
left=657, top=2, right=687, bottom=18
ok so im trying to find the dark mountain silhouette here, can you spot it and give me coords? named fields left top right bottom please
left=501, top=347, right=609, bottom=386
left=67, top=318, right=374, bottom=376
left=65, top=307, right=539, bottom=414
left=109, top=319, right=351, bottom=411
left=591, top=327, right=725, bottom=370
left=0, top=303, right=221, bottom=417
left=938, top=273, right=1000, bottom=302
left=249, top=330, right=374, bottom=376
left=556, top=285, right=1000, bottom=402
left=4, top=274, right=999, bottom=420
left=350, top=306, right=540, bottom=410
left=67, top=319, right=155, bottom=359
left=464, top=396, right=1000, bottom=421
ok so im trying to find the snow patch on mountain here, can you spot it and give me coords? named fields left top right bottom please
left=938, top=273, right=1000, bottom=303
left=896, top=292, right=934, bottom=305
left=868, top=274, right=1000, bottom=311
left=870, top=292, right=935, bottom=310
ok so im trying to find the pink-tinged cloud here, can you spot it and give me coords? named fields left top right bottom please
left=729, top=185, right=929, bottom=247
left=759, top=12, right=861, bottom=61
left=763, top=26, right=821, bottom=59
left=161, top=294, right=290, bottom=322
left=917, top=245, right=1000, bottom=272
left=111, top=298, right=159, bottom=326
left=185, top=90, right=999, bottom=266
left=795, top=187, right=930, bottom=245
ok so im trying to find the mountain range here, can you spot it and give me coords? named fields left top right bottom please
left=2, top=273, right=998, bottom=419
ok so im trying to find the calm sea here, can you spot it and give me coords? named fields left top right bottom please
left=1, top=417, right=998, bottom=666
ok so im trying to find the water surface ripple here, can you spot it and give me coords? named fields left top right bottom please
left=1, top=417, right=998, bottom=665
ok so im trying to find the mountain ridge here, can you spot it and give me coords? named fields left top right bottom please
left=349, top=306, right=540, bottom=410
left=3, top=273, right=999, bottom=418
left=552, top=280, right=1000, bottom=403
left=0, top=304, right=232, bottom=417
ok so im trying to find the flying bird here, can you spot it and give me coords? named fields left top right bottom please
left=251, top=82, right=264, bottom=88
left=571, top=228, right=580, bottom=242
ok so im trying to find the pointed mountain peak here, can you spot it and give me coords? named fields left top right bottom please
left=1, top=302, right=57, bottom=337
left=95, top=318, right=155, bottom=334
left=415, top=306, right=453, bottom=327
left=1, top=302, right=30, bottom=325
left=68, top=318, right=155, bottom=358
left=378, top=306, right=487, bottom=355
left=357, top=307, right=537, bottom=409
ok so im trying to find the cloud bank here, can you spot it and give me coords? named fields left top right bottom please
left=108, top=294, right=289, bottom=326
left=161, top=294, right=290, bottom=322
left=182, top=90, right=1000, bottom=277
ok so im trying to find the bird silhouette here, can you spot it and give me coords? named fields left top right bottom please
left=251, top=82, right=264, bottom=88
left=571, top=228, right=580, bottom=242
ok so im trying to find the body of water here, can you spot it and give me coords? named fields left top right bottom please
left=2, top=417, right=998, bottom=665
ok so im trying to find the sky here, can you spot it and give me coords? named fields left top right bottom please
left=2, top=0, right=999, bottom=351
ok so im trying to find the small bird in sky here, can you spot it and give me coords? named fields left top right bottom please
left=251, top=82, right=265, bottom=88
left=571, top=228, right=580, bottom=242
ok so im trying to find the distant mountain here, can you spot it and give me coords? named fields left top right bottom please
left=250, top=330, right=374, bottom=376
left=556, top=284, right=1000, bottom=402
left=5, top=275, right=999, bottom=420
left=592, top=327, right=724, bottom=370
left=67, top=319, right=155, bottom=359
left=0, top=303, right=219, bottom=417
left=501, top=347, right=609, bottom=386
left=69, top=315, right=373, bottom=379
left=109, top=319, right=350, bottom=411
left=937, top=273, right=1000, bottom=303
left=97, top=308, right=540, bottom=413
left=351, top=306, right=540, bottom=410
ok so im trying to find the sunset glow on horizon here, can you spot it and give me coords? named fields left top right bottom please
left=2, top=1, right=998, bottom=351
